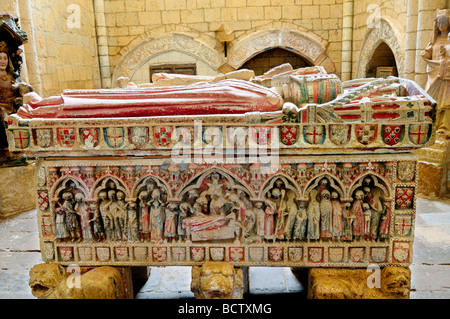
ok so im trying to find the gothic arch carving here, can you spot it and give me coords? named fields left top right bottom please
left=91, top=175, right=131, bottom=201
left=51, top=177, right=89, bottom=202
left=259, top=174, right=301, bottom=200
left=303, top=173, right=347, bottom=201
left=176, top=166, right=255, bottom=200
left=227, top=28, right=336, bottom=73
left=355, top=17, right=405, bottom=79
left=347, top=172, right=392, bottom=201
left=132, top=175, right=172, bottom=200
left=111, top=33, right=224, bottom=85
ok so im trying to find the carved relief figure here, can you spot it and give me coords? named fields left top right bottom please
left=351, top=190, right=365, bottom=240
left=138, top=191, right=151, bottom=242
left=164, top=203, right=179, bottom=241
left=90, top=202, right=105, bottom=242
left=149, top=188, right=165, bottom=242
left=283, top=190, right=299, bottom=241
left=62, top=192, right=81, bottom=243
left=74, top=193, right=94, bottom=242
left=263, top=199, right=276, bottom=241
left=55, top=205, right=70, bottom=242
left=127, top=202, right=139, bottom=242
left=341, top=203, right=353, bottom=241
left=99, top=190, right=113, bottom=241
left=293, top=201, right=308, bottom=240
left=253, top=201, right=266, bottom=242
left=307, top=189, right=320, bottom=240
left=331, top=191, right=344, bottom=240
left=421, top=10, right=450, bottom=137
left=110, top=191, right=128, bottom=241
left=319, top=189, right=333, bottom=239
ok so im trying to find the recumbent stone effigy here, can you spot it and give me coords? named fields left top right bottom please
left=5, top=64, right=435, bottom=298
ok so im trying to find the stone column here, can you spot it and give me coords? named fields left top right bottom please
left=341, top=0, right=354, bottom=81
left=403, top=0, right=418, bottom=80
left=18, top=0, right=42, bottom=95
left=414, top=0, right=447, bottom=88
left=93, top=0, right=112, bottom=89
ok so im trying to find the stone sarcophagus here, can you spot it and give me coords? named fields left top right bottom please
left=5, top=66, right=435, bottom=269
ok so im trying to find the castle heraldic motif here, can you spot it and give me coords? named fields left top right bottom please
left=6, top=64, right=435, bottom=267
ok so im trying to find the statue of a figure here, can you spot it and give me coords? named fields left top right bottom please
left=0, top=40, right=32, bottom=158
left=421, top=9, right=450, bottom=137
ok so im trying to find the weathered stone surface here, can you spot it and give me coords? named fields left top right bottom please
left=0, top=164, right=36, bottom=217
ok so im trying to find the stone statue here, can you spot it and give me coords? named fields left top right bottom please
left=421, top=9, right=450, bottom=137
left=61, top=192, right=81, bottom=243
left=191, top=261, right=244, bottom=299
left=307, top=189, right=320, bottom=240
left=74, top=193, right=94, bottom=242
left=138, top=191, right=150, bottom=242
left=29, top=263, right=125, bottom=299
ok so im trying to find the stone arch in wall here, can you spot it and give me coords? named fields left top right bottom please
left=227, top=28, right=336, bottom=74
left=355, top=17, right=405, bottom=79
left=111, top=33, right=224, bottom=86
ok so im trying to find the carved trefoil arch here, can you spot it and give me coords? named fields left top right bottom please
left=355, top=18, right=405, bottom=79
left=112, top=33, right=224, bottom=85
left=227, top=28, right=336, bottom=74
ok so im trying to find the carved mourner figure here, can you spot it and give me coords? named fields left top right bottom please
left=99, top=190, right=113, bottom=241
left=351, top=190, right=365, bottom=240
left=307, top=189, right=320, bottom=240
left=319, top=189, right=333, bottom=239
left=164, top=203, right=179, bottom=241
left=138, top=191, right=151, bottom=242
left=127, top=202, right=139, bottom=242
left=331, top=191, right=344, bottom=240
left=55, top=205, right=70, bottom=242
left=74, top=193, right=94, bottom=242
left=61, top=192, right=81, bottom=243
left=90, top=202, right=105, bottom=242
left=253, top=201, right=266, bottom=242
left=150, top=188, right=165, bottom=242
left=293, top=201, right=308, bottom=240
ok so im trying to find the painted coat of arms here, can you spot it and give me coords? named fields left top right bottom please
left=394, top=215, right=413, bottom=236
left=81, top=128, right=99, bottom=148
left=115, top=247, right=129, bottom=261
left=103, top=127, right=124, bottom=148
left=280, top=126, right=298, bottom=146
left=408, top=124, right=431, bottom=145
left=250, top=127, right=272, bottom=146
left=96, top=247, right=110, bottom=262
left=191, top=247, right=205, bottom=262
left=78, top=247, right=92, bottom=261
left=395, top=187, right=414, bottom=209
left=128, top=127, right=149, bottom=148
left=37, top=191, right=49, bottom=211
left=12, top=129, right=30, bottom=149
left=152, top=126, right=173, bottom=147
left=288, top=247, right=303, bottom=262
left=303, top=125, right=325, bottom=145
left=59, top=247, right=73, bottom=262
left=134, top=247, right=148, bottom=262
left=268, top=247, right=283, bottom=262
left=382, top=125, right=404, bottom=146
left=33, top=129, right=53, bottom=148
left=56, top=128, right=76, bottom=148
left=229, top=247, right=244, bottom=262
left=248, top=247, right=264, bottom=262
left=349, top=247, right=365, bottom=263
left=397, top=161, right=415, bottom=182
left=328, top=247, right=344, bottom=263
left=172, top=247, right=186, bottom=262
left=308, top=247, right=323, bottom=263
left=152, top=247, right=167, bottom=262
left=210, top=247, right=225, bottom=261
left=393, top=242, right=410, bottom=263
left=355, top=124, right=378, bottom=145
left=329, top=124, right=351, bottom=145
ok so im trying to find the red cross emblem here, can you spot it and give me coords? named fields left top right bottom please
left=12, top=129, right=30, bottom=149
left=103, top=127, right=124, bottom=148
left=408, top=124, right=431, bottom=145
left=304, top=125, right=325, bottom=145
left=394, top=215, right=412, bottom=236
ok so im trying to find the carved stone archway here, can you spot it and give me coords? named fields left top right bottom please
left=355, top=18, right=405, bottom=79
left=111, top=33, right=224, bottom=86
left=227, top=28, right=336, bottom=74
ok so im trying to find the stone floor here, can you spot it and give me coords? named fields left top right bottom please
left=0, top=197, right=448, bottom=299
